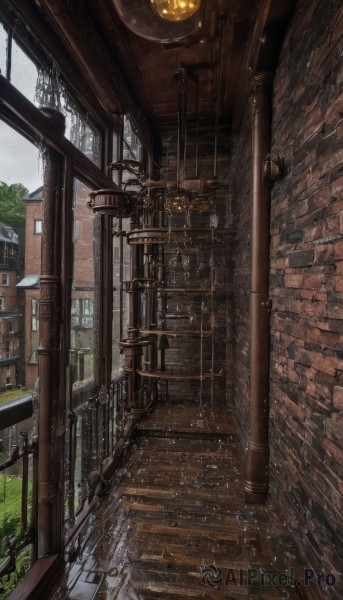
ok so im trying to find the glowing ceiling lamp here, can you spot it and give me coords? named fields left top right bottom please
left=112, top=0, right=203, bottom=43
left=149, top=0, right=201, bottom=21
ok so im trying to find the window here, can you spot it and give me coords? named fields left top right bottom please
left=11, top=38, right=38, bottom=104
left=73, top=219, right=80, bottom=242
left=121, top=116, right=143, bottom=191
left=123, top=115, right=142, bottom=163
left=1, top=274, right=9, bottom=286
left=71, top=298, right=94, bottom=329
left=81, top=299, right=94, bottom=328
left=0, top=296, right=5, bottom=310
left=70, top=179, right=96, bottom=387
left=31, top=298, right=39, bottom=332
left=1, top=15, right=103, bottom=168
left=34, top=220, right=42, bottom=234
left=0, top=20, right=7, bottom=77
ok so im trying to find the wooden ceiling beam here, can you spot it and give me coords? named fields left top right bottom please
left=6, top=0, right=112, bottom=128
left=0, top=75, right=119, bottom=190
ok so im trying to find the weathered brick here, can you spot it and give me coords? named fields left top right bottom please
left=327, top=302, right=343, bottom=319
left=323, top=438, right=343, bottom=467
left=232, top=0, right=343, bottom=584
left=284, top=273, right=304, bottom=287
left=288, top=249, right=315, bottom=267
left=302, top=273, right=325, bottom=289
left=334, top=240, right=343, bottom=259
left=280, top=229, right=304, bottom=245
left=333, top=386, right=343, bottom=409
left=325, top=418, right=343, bottom=449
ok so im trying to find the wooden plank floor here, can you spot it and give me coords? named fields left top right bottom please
left=50, top=403, right=304, bottom=599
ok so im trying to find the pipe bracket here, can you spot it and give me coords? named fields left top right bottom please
left=261, top=298, right=272, bottom=309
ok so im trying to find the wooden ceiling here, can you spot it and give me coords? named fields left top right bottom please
left=8, top=0, right=297, bottom=148
left=85, top=0, right=257, bottom=129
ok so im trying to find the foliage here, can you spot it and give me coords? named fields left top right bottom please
left=0, top=475, right=33, bottom=598
left=0, top=546, right=31, bottom=599
left=0, top=474, right=32, bottom=541
left=0, top=182, right=28, bottom=231
left=0, top=387, right=29, bottom=407
left=0, top=181, right=28, bottom=276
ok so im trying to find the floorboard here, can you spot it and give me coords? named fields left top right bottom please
left=49, top=403, right=305, bottom=599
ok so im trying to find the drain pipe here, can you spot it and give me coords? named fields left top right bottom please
left=245, top=72, right=273, bottom=503
left=37, top=135, right=64, bottom=555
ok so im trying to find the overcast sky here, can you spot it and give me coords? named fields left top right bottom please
left=0, top=121, right=43, bottom=193
left=0, top=25, right=43, bottom=194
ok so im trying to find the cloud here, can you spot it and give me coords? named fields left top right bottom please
left=0, top=120, right=43, bottom=193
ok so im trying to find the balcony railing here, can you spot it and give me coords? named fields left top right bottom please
left=64, top=375, right=126, bottom=531
left=0, top=375, right=126, bottom=595
left=0, top=395, right=37, bottom=596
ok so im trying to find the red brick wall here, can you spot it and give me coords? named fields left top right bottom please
left=25, top=202, right=42, bottom=275
left=0, top=269, right=17, bottom=311
left=230, top=109, right=252, bottom=449
left=24, top=290, right=40, bottom=390
left=229, top=0, right=343, bottom=591
left=24, top=201, right=42, bottom=389
left=270, top=0, right=343, bottom=593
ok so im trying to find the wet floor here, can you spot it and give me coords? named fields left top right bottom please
left=50, top=403, right=304, bottom=599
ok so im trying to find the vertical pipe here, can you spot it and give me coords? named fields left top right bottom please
left=245, top=72, right=273, bottom=504
left=31, top=438, right=38, bottom=564
left=210, top=230, right=215, bottom=407
left=195, top=76, right=199, bottom=180
left=63, top=157, right=74, bottom=527
left=37, top=142, right=63, bottom=555
left=21, top=435, right=28, bottom=536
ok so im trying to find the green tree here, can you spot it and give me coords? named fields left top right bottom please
left=0, top=181, right=28, bottom=276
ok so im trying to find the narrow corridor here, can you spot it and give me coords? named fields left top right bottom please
left=49, top=403, right=303, bottom=599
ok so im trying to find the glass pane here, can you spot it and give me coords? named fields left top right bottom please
left=0, top=123, right=42, bottom=596
left=0, top=418, right=35, bottom=596
left=35, top=68, right=102, bottom=167
left=0, top=122, right=43, bottom=402
left=122, top=218, right=131, bottom=337
left=11, top=39, right=38, bottom=104
left=123, top=115, right=142, bottom=162
left=70, top=179, right=95, bottom=388
left=0, top=21, right=7, bottom=77
left=112, top=217, right=130, bottom=379
left=66, top=105, right=101, bottom=168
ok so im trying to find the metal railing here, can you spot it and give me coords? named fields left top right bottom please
left=64, top=375, right=126, bottom=530
left=0, top=395, right=37, bottom=592
left=0, top=374, right=127, bottom=588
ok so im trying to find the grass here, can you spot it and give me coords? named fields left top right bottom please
left=0, top=387, right=30, bottom=407
left=0, top=474, right=33, bottom=598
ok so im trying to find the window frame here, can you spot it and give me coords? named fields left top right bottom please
left=31, top=297, right=39, bottom=332
left=0, top=1, right=153, bottom=576
left=0, top=9, right=106, bottom=169
left=1, top=273, right=9, bottom=286
left=34, top=219, right=42, bottom=235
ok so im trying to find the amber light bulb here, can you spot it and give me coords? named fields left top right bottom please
left=149, top=0, right=201, bottom=21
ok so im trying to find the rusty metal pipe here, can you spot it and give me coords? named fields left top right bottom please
left=37, top=142, right=63, bottom=555
left=245, top=72, right=273, bottom=503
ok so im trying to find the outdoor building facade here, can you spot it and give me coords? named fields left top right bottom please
left=0, top=0, right=342, bottom=599
left=0, top=222, right=20, bottom=389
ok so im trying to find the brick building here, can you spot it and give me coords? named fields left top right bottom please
left=0, top=221, right=20, bottom=389
left=16, top=187, right=42, bottom=390
left=1, top=0, right=343, bottom=598
left=19, top=184, right=96, bottom=389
